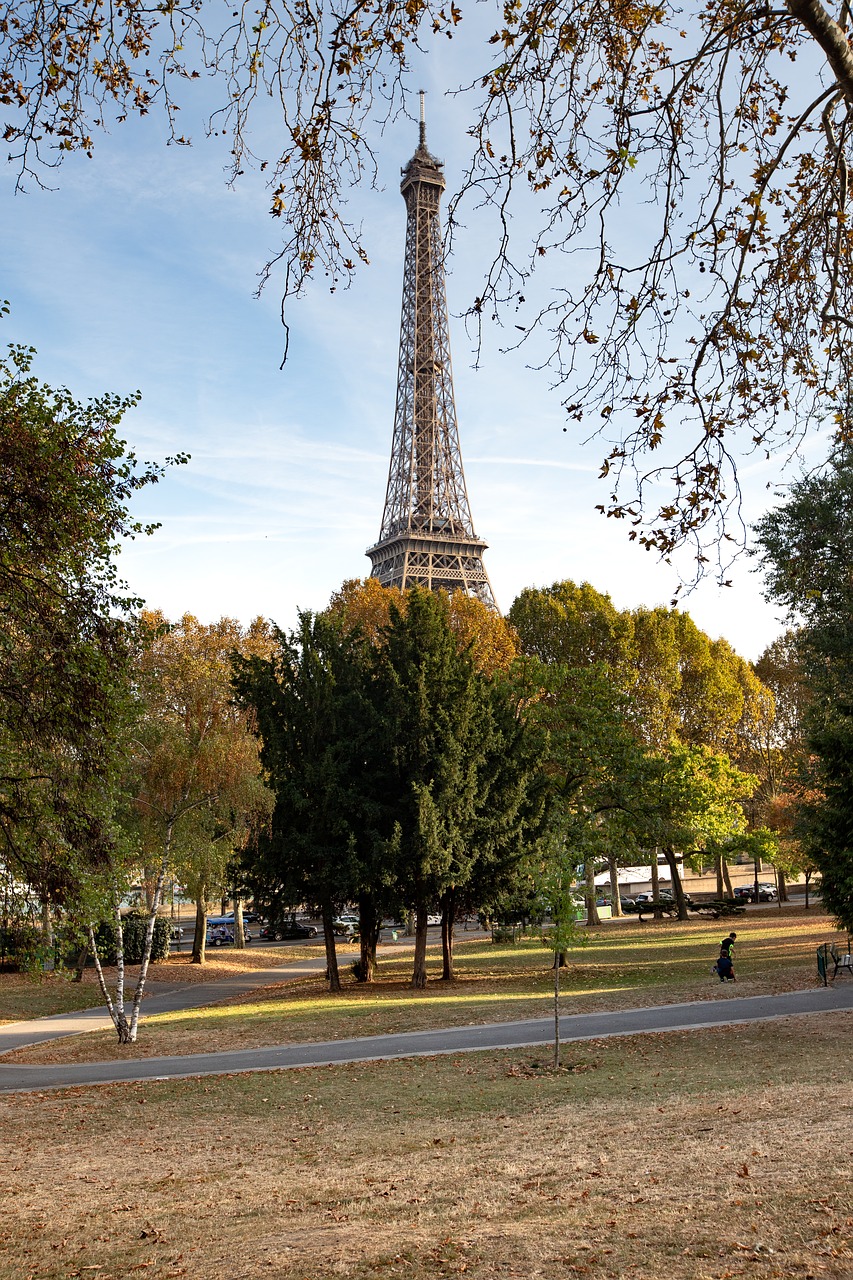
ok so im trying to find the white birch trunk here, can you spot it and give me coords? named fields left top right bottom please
left=88, top=924, right=118, bottom=1027
left=113, top=894, right=130, bottom=1041
left=128, top=823, right=173, bottom=1041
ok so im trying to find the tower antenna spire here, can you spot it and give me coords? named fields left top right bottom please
left=366, top=118, right=496, bottom=607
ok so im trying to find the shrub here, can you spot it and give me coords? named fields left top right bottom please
left=94, top=913, right=172, bottom=965
left=0, top=922, right=48, bottom=972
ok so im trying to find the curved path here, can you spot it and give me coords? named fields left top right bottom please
left=2, top=983, right=852, bottom=1093
left=0, top=955, right=331, bottom=1055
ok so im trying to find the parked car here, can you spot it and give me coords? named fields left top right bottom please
left=260, top=919, right=319, bottom=941
left=633, top=889, right=693, bottom=907
left=206, top=924, right=234, bottom=947
left=734, top=883, right=778, bottom=902
left=619, top=897, right=635, bottom=910
left=426, top=914, right=442, bottom=926
left=333, top=914, right=360, bottom=936
left=206, top=919, right=252, bottom=946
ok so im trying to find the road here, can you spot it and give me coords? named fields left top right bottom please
left=2, top=983, right=851, bottom=1093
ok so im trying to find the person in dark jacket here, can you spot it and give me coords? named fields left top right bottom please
left=714, top=932, right=737, bottom=981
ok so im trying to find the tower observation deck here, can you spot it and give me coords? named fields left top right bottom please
left=366, top=96, right=496, bottom=607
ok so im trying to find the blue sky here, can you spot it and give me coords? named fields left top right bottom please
left=1, top=59, right=818, bottom=660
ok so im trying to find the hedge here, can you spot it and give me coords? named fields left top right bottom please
left=94, top=913, right=172, bottom=965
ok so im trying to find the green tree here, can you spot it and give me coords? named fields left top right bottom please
left=510, top=580, right=772, bottom=761
left=87, top=612, right=274, bottom=1045
left=754, top=631, right=814, bottom=758
left=374, top=589, right=516, bottom=988
left=234, top=612, right=373, bottom=992
left=508, top=582, right=633, bottom=675
left=435, top=668, right=548, bottom=979
left=0, top=331, right=182, bottom=938
left=633, top=743, right=757, bottom=919
left=756, top=450, right=853, bottom=928
left=518, top=657, right=645, bottom=928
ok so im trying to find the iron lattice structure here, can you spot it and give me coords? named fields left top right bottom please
left=366, top=105, right=495, bottom=607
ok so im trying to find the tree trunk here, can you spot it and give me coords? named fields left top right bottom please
left=321, top=898, right=341, bottom=992
left=608, top=854, right=623, bottom=917
left=785, top=0, right=853, bottom=108
left=71, top=941, right=89, bottom=982
left=88, top=918, right=129, bottom=1043
left=191, top=893, right=207, bottom=964
left=778, top=867, right=789, bottom=902
left=143, top=869, right=157, bottom=911
left=584, top=859, right=601, bottom=926
left=89, top=926, right=115, bottom=1012
left=441, top=887, right=456, bottom=981
left=650, top=852, right=660, bottom=899
left=715, top=851, right=725, bottom=899
left=411, top=905, right=429, bottom=988
left=721, top=859, right=733, bottom=897
left=40, top=899, right=54, bottom=970
left=663, top=846, right=689, bottom=920
left=441, top=916, right=454, bottom=980
left=113, top=898, right=129, bottom=1040
left=128, top=853, right=171, bottom=1041
left=233, top=898, right=246, bottom=949
left=356, top=893, right=380, bottom=983
left=805, top=869, right=811, bottom=909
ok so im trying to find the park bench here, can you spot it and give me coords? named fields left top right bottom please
left=623, top=900, right=680, bottom=920
left=830, top=942, right=853, bottom=979
left=689, top=899, right=747, bottom=920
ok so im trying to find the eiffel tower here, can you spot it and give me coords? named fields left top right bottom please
left=366, top=96, right=496, bottom=607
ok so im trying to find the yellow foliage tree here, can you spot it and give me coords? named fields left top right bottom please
left=325, top=578, right=519, bottom=676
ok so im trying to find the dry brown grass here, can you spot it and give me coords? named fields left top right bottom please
left=1, top=1013, right=851, bottom=1280
left=6, top=908, right=842, bottom=1067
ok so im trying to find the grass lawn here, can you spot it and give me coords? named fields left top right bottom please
left=6, top=907, right=846, bottom=1065
left=1, top=1011, right=851, bottom=1279
left=0, top=945, right=322, bottom=1026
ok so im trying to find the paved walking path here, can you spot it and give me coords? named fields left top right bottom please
left=0, top=932, right=491, bottom=1055
left=1, top=982, right=851, bottom=1093
left=0, top=955, right=331, bottom=1055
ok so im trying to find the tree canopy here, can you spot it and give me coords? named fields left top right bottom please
left=237, top=588, right=546, bottom=989
left=129, top=610, right=274, bottom=965
left=755, top=448, right=853, bottom=928
left=0, top=333, right=182, bottom=909
left=509, top=579, right=773, bottom=756
left=4, top=0, right=852, bottom=563
left=326, top=577, right=520, bottom=675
